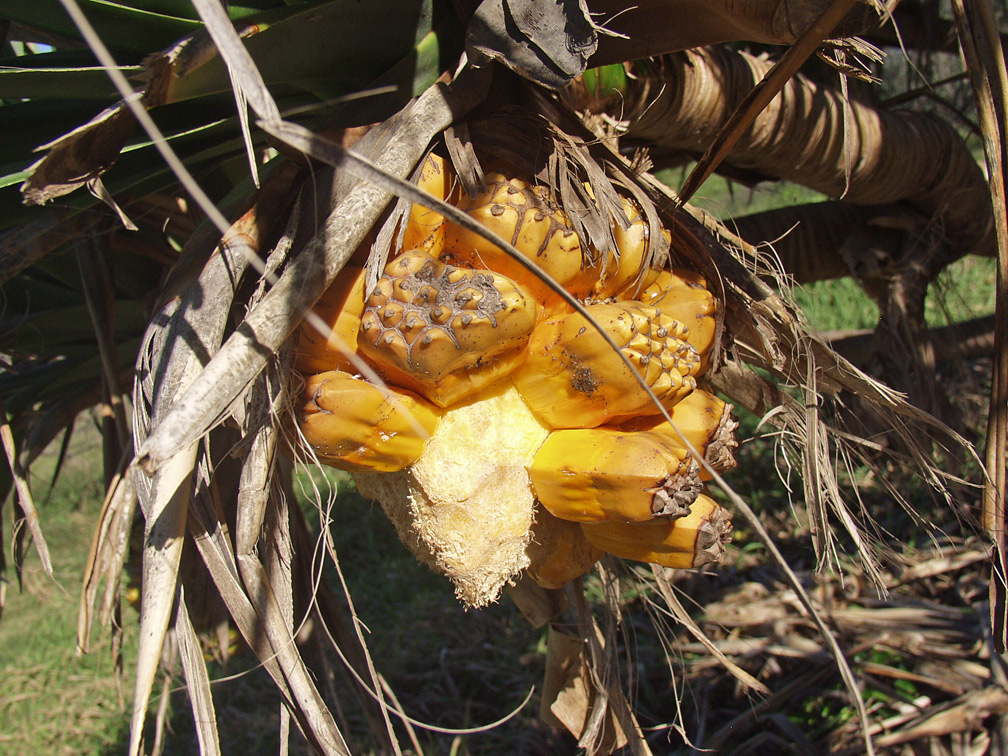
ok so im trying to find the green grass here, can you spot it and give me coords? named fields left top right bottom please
left=0, top=420, right=139, bottom=756
left=658, top=167, right=831, bottom=218
left=793, top=277, right=879, bottom=332
left=926, top=255, right=998, bottom=327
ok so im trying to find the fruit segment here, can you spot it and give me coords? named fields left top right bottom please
left=298, top=370, right=441, bottom=472
left=580, top=493, right=731, bottom=568
left=633, top=268, right=718, bottom=367
left=292, top=265, right=368, bottom=375
left=530, top=426, right=702, bottom=522
left=440, top=173, right=600, bottom=306
left=358, top=251, right=538, bottom=407
left=513, top=301, right=701, bottom=429
left=620, top=388, right=738, bottom=478
left=402, top=153, right=460, bottom=255
left=525, top=508, right=603, bottom=589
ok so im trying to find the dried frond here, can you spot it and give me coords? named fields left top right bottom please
left=949, top=0, right=1008, bottom=655
left=0, top=399, right=54, bottom=584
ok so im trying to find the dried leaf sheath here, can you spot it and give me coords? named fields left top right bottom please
left=619, top=46, right=994, bottom=261
left=129, top=171, right=299, bottom=756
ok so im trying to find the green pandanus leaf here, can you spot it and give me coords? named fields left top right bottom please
left=1, top=0, right=459, bottom=215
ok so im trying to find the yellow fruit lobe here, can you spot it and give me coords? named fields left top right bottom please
left=512, top=301, right=701, bottom=429
left=439, top=173, right=599, bottom=307
left=292, top=265, right=368, bottom=375
left=620, top=388, right=738, bottom=479
left=632, top=268, right=718, bottom=367
left=580, top=493, right=732, bottom=568
left=525, top=508, right=602, bottom=589
left=298, top=370, right=441, bottom=472
left=357, top=251, right=538, bottom=408
left=402, top=153, right=460, bottom=255
left=530, top=426, right=702, bottom=522
left=592, top=195, right=662, bottom=298
left=353, top=384, right=551, bottom=607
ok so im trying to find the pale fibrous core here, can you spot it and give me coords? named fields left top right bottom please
left=354, top=385, right=550, bottom=607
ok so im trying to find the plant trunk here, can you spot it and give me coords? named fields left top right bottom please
left=586, top=0, right=884, bottom=63
left=731, top=201, right=911, bottom=284
left=618, top=46, right=994, bottom=266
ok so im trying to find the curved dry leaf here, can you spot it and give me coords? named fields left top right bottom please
left=77, top=447, right=136, bottom=654
left=649, top=567, right=771, bottom=695
left=0, top=207, right=105, bottom=287
left=175, top=585, right=222, bottom=756
left=128, top=444, right=196, bottom=756
left=21, top=102, right=136, bottom=206
left=948, top=0, right=1008, bottom=654
left=189, top=0, right=281, bottom=127
left=467, top=0, right=597, bottom=89
left=0, top=399, right=53, bottom=581
left=127, top=157, right=288, bottom=756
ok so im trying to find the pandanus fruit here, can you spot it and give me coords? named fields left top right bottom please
left=291, top=154, right=736, bottom=606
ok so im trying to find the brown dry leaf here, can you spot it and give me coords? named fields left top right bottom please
left=0, top=207, right=105, bottom=286
left=126, top=159, right=301, bottom=756
left=505, top=576, right=567, bottom=628
left=873, top=686, right=1008, bottom=748
left=21, top=103, right=137, bottom=205
left=77, top=449, right=136, bottom=653
left=0, top=399, right=54, bottom=582
left=466, top=0, right=597, bottom=89
left=20, top=17, right=257, bottom=206
left=540, top=626, right=628, bottom=755
left=949, top=0, right=1008, bottom=655
left=650, top=567, right=771, bottom=695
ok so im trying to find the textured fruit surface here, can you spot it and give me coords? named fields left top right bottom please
left=513, top=301, right=701, bottom=429
left=440, top=173, right=599, bottom=307
left=580, top=493, right=731, bottom=568
left=352, top=384, right=550, bottom=607
left=298, top=370, right=441, bottom=472
left=633, top=268, right=717, bottom=367
left=621, top=388, right=738, bottom=478
left=358, top=251, right=538, bottom=407
left=530, top=427, right=701, bottom=521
